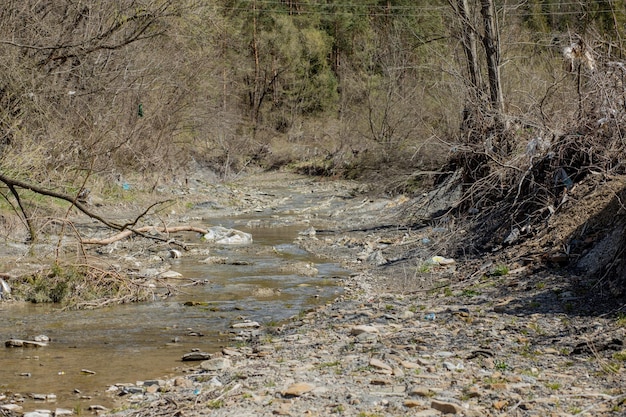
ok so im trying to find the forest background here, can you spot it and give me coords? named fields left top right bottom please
left=0, top=0, right=625, bottom=247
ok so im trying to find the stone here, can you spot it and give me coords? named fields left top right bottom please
left=401, top=360, right=421, bottom=369
left=120, top=386, right=143, bottom=395
left=182, top=351, right=212, bottom=361
left=23, top=412, right=50, bottom=417
left=88, top=405, right=108, bottom=411
left=54, top=409, right=73, bottom=416
left=146, top=385, right=159, bottom=394
left=350, top=325, right=379, bottom=335
left=493, top=400, right=508, bottom=410
left=369, top=358, right=392, bottom=371
left=1, top=404, right=23, bottom=412
left=370, top=378, right=391, bottom=385
left=443, top=361, right=464, bottom=371
left=404, top=399, right=422, bottom=408
left=222, top=348, right=242, bottom=356
left=410, top=387, right=433, bottom=397
left=231, top=321, right=260, bottom=328
left=283, top=382, right=315, bottom=397
left=174, top=377, right=191, bottom=387
left=431, top=399, right=461, bottom=414
left=159, top=270, right=183, bottom=279
left=201, top=357, right=232, bottom=371
left=142, top=379, right=164, bottom=387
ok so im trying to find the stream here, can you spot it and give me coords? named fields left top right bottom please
left=0, top=220, right=348, bottom=413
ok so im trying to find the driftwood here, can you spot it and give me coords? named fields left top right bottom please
left=5, top=339, right=48, bottom=348
left=81, top=225, right=209, bottom=246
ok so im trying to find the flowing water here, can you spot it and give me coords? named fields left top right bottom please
left=0, top=221, right=348, bottom=412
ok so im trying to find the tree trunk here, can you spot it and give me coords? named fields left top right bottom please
left=480, top=0, right=503, bottom=115
left=457, top=0, right=481, bottom=95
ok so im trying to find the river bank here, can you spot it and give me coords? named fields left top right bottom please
left=2, top=170, right=626, bottom=416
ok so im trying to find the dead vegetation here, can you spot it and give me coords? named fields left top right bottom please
left=426, top=42, right=626, bottom=298
left=11, top=262, right=154, bottom=309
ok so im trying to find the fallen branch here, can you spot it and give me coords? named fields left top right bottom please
left=0, top=171, right=184, bottom=245
left=0, top=171, right=127, bottom=230
left=81, top=225, right=208, bottom=245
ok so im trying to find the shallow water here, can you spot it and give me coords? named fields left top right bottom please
left=0, top=222, right=347, bottom=412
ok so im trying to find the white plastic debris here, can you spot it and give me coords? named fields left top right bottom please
left=203, top=226, right=253, bottom=245
left=0, top=278, right=10, bottom=299
left=430, top=256, right=455, bottom=266
left=503, top=228, right=520, bottom=245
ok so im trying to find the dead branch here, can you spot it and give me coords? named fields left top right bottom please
left=0, top=171, right=124, bottom=230
left=81, top=225, right=209, bottom=246
left=0, top=171, right=185, bottom=245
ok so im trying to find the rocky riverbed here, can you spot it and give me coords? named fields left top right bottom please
left=2, top=170, right=626, bottom=416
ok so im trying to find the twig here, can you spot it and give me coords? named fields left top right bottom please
left=576, top=392, right=626, bottom=415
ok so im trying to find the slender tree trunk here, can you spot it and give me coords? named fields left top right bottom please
left=251, top=0, right=261, bottom=131
left=480, top=0, right=503, bottom=115
left=457, top=0, right=481, bottom=94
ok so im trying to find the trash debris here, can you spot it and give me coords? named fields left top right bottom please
left=503, top=228, right=520, bottom=245
left=555, top=168, right=573, bottom=190
left=0, top=278, right=10, bottom=299
left=424, top=313, right=436, bottom=321
left=430, top=256, right=455, bottom=266
left=203, top=226, right=253, bottom=245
